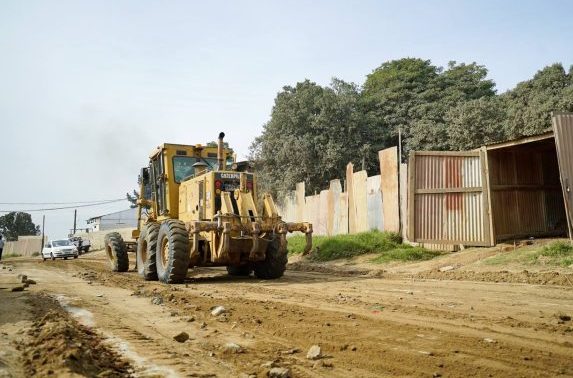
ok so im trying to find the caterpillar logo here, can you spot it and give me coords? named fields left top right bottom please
left=219, top=173, right=241, bottom=180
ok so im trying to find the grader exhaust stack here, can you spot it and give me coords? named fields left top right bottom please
left=102, top=131, right=313, bottom=284
left=217, top=132, right=226, bottom=171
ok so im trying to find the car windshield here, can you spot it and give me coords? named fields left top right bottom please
left=52, top=240, right=72, bottom=247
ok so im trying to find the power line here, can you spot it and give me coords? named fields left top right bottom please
left=0, top=198, right=125, bottom=205
left=0, top=199, right=128, bottom=213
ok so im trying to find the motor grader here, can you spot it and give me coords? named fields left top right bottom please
left=104, top=132, right=312, bottom=283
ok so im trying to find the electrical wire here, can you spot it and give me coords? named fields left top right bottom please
left=0, top=199, right=128, bottom=213
left=0, top=198, right=125, bottom=205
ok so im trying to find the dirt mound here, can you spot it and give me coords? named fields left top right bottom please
left=18, top=295, right=132, bottom=377
left=416, top=269, right=573, bottom=286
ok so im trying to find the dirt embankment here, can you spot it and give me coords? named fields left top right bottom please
left=0, top=264, right=132, bottom=378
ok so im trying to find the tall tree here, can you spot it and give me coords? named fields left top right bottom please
left=250, top=79, right=373, bottom=197
left=444, top=97, right=507, bottom=150
left=362, top=59, right=496, bottom=153
left=502, top=63, right=573, bottom=139
left=0, top=212, right=40, bottom=241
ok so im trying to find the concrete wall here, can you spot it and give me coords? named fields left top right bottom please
left=74, top=227, right=135, bottom=250
left=3, top=236, right=47, bottom=257
left=278, top=147, right=400, bottom=236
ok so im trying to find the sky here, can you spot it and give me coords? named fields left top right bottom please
left=1, top=0, right=572, bottom=239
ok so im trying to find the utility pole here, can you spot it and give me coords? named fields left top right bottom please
left=40, top=215, right=45, bottom=254
left=73, top=209, right=77, bottom=235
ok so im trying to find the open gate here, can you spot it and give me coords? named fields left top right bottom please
left=552, top=112, right=573, bottom=239
left=407, top=149, right=494, bottom=246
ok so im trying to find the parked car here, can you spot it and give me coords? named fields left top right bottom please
left=42, top=239, right=79, bottom=261
left=69, top=236, right=91, bottom=254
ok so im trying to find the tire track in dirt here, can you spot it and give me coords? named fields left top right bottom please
left=8, top=255, right=573, bottom=377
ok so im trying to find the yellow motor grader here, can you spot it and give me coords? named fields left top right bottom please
left=104, top=133, right=312, bottom=283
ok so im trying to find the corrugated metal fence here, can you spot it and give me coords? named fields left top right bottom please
left=408, top=150, right=492, bottom=246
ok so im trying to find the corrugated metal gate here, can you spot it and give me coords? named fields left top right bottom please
left=552, top=112, right=573, bottom=239
left=408, top=150, right=493, bottom=246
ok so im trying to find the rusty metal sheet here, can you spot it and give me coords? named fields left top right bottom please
left=552, top=112, right=573, bottom=239
left=487, top=139, right=567, bottom=240
left=408, top=150, right=492, bottom=246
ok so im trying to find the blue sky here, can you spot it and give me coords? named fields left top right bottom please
left=1, top=0, right=572, bottom=238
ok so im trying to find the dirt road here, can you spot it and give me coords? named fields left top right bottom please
left=1, top=251, right=573, bottom=377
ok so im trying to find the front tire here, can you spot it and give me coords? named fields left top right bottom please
left=253, top=235, right=287, bottom=279
left=155, top=220, right=190, bottom=284
left=51, top=253, right=55, bottom=261
left=136, top=223, right=159, bottom=281
left=105, top=232, right=129, bottom=272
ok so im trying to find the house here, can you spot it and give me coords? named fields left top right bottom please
left=87, top=208, right=138, bottom=232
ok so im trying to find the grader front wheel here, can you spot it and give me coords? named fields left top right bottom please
left=253, top=235, right=287, bottom=279
left=155, top=220, right=190, bottom=284
left=105, top=232, right=129, bottom=272
left=136, top=223, right=159, bottom=281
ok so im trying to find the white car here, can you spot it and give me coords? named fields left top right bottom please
left=42, top=239, right=79, bottom=261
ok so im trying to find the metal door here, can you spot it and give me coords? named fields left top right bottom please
left=408, top=149, right=494, bottom=246
left=552, top=112, right=573, bottom=239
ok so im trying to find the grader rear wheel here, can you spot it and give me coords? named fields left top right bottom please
left=136, top=223, right=159, bottom=281
left=155, top=220, right=190, bottom=284
left=105, top=232, right=129, bottom=272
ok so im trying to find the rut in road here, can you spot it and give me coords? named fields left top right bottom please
left=8, top=254, right=573, bottom=377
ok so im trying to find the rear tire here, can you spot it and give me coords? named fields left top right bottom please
left=155, top=220, right=190, bottom=284
left=136, top=223, right=159, bottom=281
left=105, top=232, right=129, bottom=272
left=226, top=265, right=252, bottom=276
left=84, top=246, right=90, bottom=253
left=253, top=235, right=287, bottom=279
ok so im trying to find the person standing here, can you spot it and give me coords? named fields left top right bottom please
left=0, top=235, right=4, bottom=261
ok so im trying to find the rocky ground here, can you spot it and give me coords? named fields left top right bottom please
left=0, top=244, right=572, bottom=377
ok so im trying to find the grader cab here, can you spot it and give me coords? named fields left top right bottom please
left=104, top=132, right=312, bottom=283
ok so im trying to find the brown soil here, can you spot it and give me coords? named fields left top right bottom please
left=2, top=249, right=573, bottom=377
left=0, top=271, right=132, bottom=378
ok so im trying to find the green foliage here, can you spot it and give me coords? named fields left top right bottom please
left=370, top=247, right=442, bottom=263
left=445, top=97, right=507, bottom=150
left=503, top=64, right=573, bottom=139
left=252, top=59, right=573, bottom=198
left=0, top=212, right=39, bottom=241
left=31, top=252, right=40, bottom=257
left=250, top=79, right=380, bottom=197
left=2, top=253, right=21, bottom=259
left=531, top=241, right=573, bottom=266
left=484, top=240, right=573, bottom=267
left=287, top=231, right=440, bottom=263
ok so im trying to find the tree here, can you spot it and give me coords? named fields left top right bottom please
left=502, top=63, right=573, bottom=139
left=362, top=59, right=496, bottom=153
left=444, top=97, right=507, bottom=150
left=250, top=79, right=374, bottom=197
left=0, top=212, right=40, bottom=241
left=361, top=58, right=439, bottom=150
